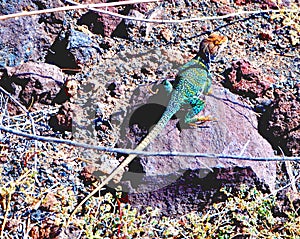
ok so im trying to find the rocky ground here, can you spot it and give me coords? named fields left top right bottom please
left=0, top=0, right=299, bottom=238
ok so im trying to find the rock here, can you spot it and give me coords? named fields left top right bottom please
left=80, top=165, right=97, bottom=185
left=81, top=9, right=122, bottom=37
left=216, top=6, right=236, bottom=21
left=143, top=6, right=165, bottom=38
left=29, top=220, right=61, bottom=239
left=160, top=28, right=173, bottom=42
left=31, top=0, right=65, bottom=35
left=78, top=0, right=150, bottom=37
left=233, top=0, right=277, bottom=8
left=77, top=0, right=123, bottom=37
left=0, top=62, right=65, bottom=110
left=64, top=79, right=79, bottom=101
left=259, top=31, right=274, bottom=41
left=222, top=59, right=275, bottom=99
left=49, top=102, right=78, bottom=132
left=0, top=17, right=51, bottom=67
left=116, top=83, right=276, bottom=193
left=128, top=167, right=270, bottom=217
left=0, top=0, right=64, bottom=67
left=46, top=29, right=101, bottom=69
left=259, top=87, right=300, bottom=156
left=222, top=60, right=299, bottom=156
left=125, top=9, right=146, bottom=29
left=132, top=2, right=149, bottom=13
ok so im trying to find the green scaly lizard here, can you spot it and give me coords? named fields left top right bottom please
left=69, top=33, right=228, bottom=220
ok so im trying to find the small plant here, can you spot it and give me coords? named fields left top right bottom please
left=65, top=185, right=300, bottom=238
left=270, top=3, right=300, bottom=46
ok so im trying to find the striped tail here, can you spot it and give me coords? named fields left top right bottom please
left=68, top=105, right=179, bottom=222
left=99, top=105, right=179, bottom=188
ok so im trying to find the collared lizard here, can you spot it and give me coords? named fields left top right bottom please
left=69, top=32, right=228, bottom=220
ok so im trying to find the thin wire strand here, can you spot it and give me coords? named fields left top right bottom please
left=0, top=0, right=160, bottom=21
left=0, top=124, right=299, bottom=161
left=85, top=8, right=299, bottom=23
left=0, top=0, right=298, bottom=23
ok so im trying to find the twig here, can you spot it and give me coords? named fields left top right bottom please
left=239, top=140, right=250, bottom=157
left=0, top=170, right=32, bottom=238
left=0, top=87, right=38, bottom=170
left=278, top=147, right=298, bottom=193
left=285, top=161, right=298, bottom=193
left=0, top=190, right=12, bottom=238
left=0, top=124, right=299, bottom=162
left=0, top=0, right=160, bottom=21
left=0, top=87, right=28, bottom=113
left=264, top=173, right=300, bottom=199
left=195, top=157, right=213, bottom=172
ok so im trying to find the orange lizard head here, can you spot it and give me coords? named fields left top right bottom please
left=198, top=32, right=228, bottom=62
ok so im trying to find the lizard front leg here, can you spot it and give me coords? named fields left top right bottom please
left=162, top=79, right=173, bottom=94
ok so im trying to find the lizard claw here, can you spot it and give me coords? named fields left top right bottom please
left=147, top=86, right=159, bottom=94
left=207, top=88, right=213, bottom=95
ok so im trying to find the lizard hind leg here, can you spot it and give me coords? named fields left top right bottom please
left=184, top=97, right=215, bottom=125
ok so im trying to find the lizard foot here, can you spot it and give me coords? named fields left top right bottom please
left=188, top=115, right=217, bottom=127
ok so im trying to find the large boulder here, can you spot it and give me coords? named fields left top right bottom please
left=116, top=83, right=276, bottom=193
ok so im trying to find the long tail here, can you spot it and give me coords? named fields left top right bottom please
left=68, top=105, right=179, bottom=223
left=98, top=105, right=178, bottom=189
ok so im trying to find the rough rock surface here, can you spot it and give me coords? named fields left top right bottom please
left=223, top=60, right=300, bottom=156
left=128, top=167, right=270, bottom=217
left=78, top=0, right=123, bottom=37
left=0, top=62, right=65, bottom=110
left=222, top=59, right=275, bottom=99
left=117, top=83, right=276, bottom=194
left=233, top=0, right=278, bottom=8
left=46, top=29, right=102, bottom=69
left=259, top=87, right=300, bottom=156
left=79, top=0, right=149, bottom=37
left=0, top=0, right=64, bottom=67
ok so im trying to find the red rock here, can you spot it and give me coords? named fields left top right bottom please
left=234, top=0, right=250, bottom=5
left=223, top=60, right=273, bottom=98
left=234, top=0, right=277, bottom=8
left=80, top=0, right=150, bottom=37
left=259, top=31, right=273, bottom=41
left=224, top=61, right=299, bottom=156
left=264, top=88, right=300, bottom=156
left=80, top=165, right=97, bottom=184
left=132, top=2, right=149, bottom=13
left=216, top=6, right=236, bottom=21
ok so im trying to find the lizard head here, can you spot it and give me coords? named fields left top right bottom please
left=198, top=33, right=228, bottom=64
